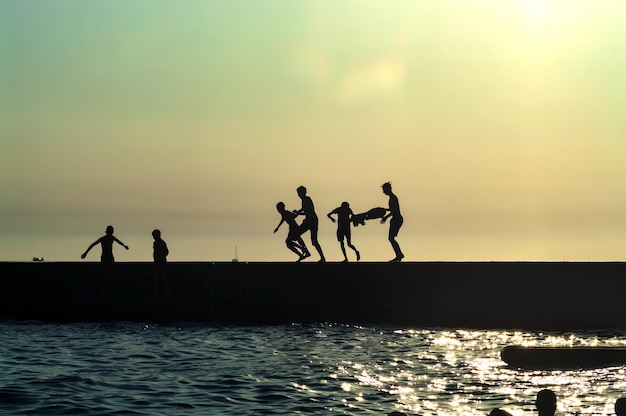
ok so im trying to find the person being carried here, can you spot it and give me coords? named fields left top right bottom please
left=152, top=229, right=170, bottom=296
left=81, top=225, right=129, bottom=263
left=274, top=202, right=310, bottom=262
left=327, top=202, right=360, bottom=262
left=294, top=185, right=326, bottom=262
left=380, top=182, right=404, bottom=262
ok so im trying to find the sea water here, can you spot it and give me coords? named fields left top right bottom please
left=1, top=322, right=625, bottom=415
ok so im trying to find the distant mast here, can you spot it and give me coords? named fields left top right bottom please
left=232, top=245, right=239, bottom=262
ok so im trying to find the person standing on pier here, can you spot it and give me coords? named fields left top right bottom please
left=274, top=202, right=310, bottom=261
left=152, top=229, right=170, bottom=296
left=327, top=202, right=360, bottom=262
left=294, top=186, right=326, bottom=262
left=81, top=225, right=129, bottom=263
left=380, top=182, right=404, bottom=262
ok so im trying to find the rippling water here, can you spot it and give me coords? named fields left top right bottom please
left=1, top=322, right=626, bottom=415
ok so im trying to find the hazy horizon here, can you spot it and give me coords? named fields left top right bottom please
left=3, top=0, right=626, bottom=262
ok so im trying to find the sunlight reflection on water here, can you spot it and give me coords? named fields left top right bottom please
left=1, top=322, right=626, bottom=415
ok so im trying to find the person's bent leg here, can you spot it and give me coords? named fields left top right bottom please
left=346, top=235, right=360, bottom=261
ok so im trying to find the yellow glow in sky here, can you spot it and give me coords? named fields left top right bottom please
left=2, top=0, right=626, bottom=262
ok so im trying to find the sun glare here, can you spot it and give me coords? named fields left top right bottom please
left=527, top=0, right=549, bottom=19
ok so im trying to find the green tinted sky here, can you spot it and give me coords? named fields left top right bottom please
left=2, top=0, right=626, bottom=261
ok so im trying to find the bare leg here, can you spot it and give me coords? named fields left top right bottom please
left=296, top=237, right=310, bottom=257
left=160, top=271, right=170, bottom=296
left=389, top=237, right=404, bottom=262
left=162, top=273, right=170, bottom=296
left=346, top=235, right=360, bottom=261
left=286, top=240, right=304, bottom=259
left=153, top=266, right=169, bottom=296
left=310, top=227, right=325, bottom=262
left=339, top=240, right=347, bottom=262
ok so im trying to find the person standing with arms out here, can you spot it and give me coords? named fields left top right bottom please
left=81, top=225, right=129, bottom=263
left=327, top=202, right=360, bottom=262
left=81, top=225, right=129, bottom=295
left=294, top=185, right=326, bottom=262
left=152, top=229, right=170, bottom=296
left=380, top=182, right=404, bottom=262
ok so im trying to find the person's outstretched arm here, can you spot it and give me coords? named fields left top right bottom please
left=81, top=239, right=99, bottom=259
left=274, top=219, right=284, bottom=233
left=114, top=237, right=129, bottom=250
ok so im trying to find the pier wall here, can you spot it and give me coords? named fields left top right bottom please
left=0, top=261, right=624, bottom=329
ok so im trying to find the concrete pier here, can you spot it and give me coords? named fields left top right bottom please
left=1, top=261, right=624, bottom=329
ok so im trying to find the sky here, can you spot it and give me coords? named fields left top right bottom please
left=2, top=0, right=626, bottom=262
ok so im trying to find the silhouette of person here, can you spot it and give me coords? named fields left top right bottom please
left=81, top=225, right=129, bottom=263
left=488, top=408, right=512, bottom=416
left=535, top=389, right=557, bottom=416
left=152, top=229, right=170, bottom=296
left=388, top=412, right=408, bottom=416
left=274, top=202, right=310, bottom=261
left=327, top=202, right=360, bottom=262
left=294, top=186, right=326, bottom=262
left=616, top=398, right=626, bottom=416
left=380, top=182, right=404, bottom=262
